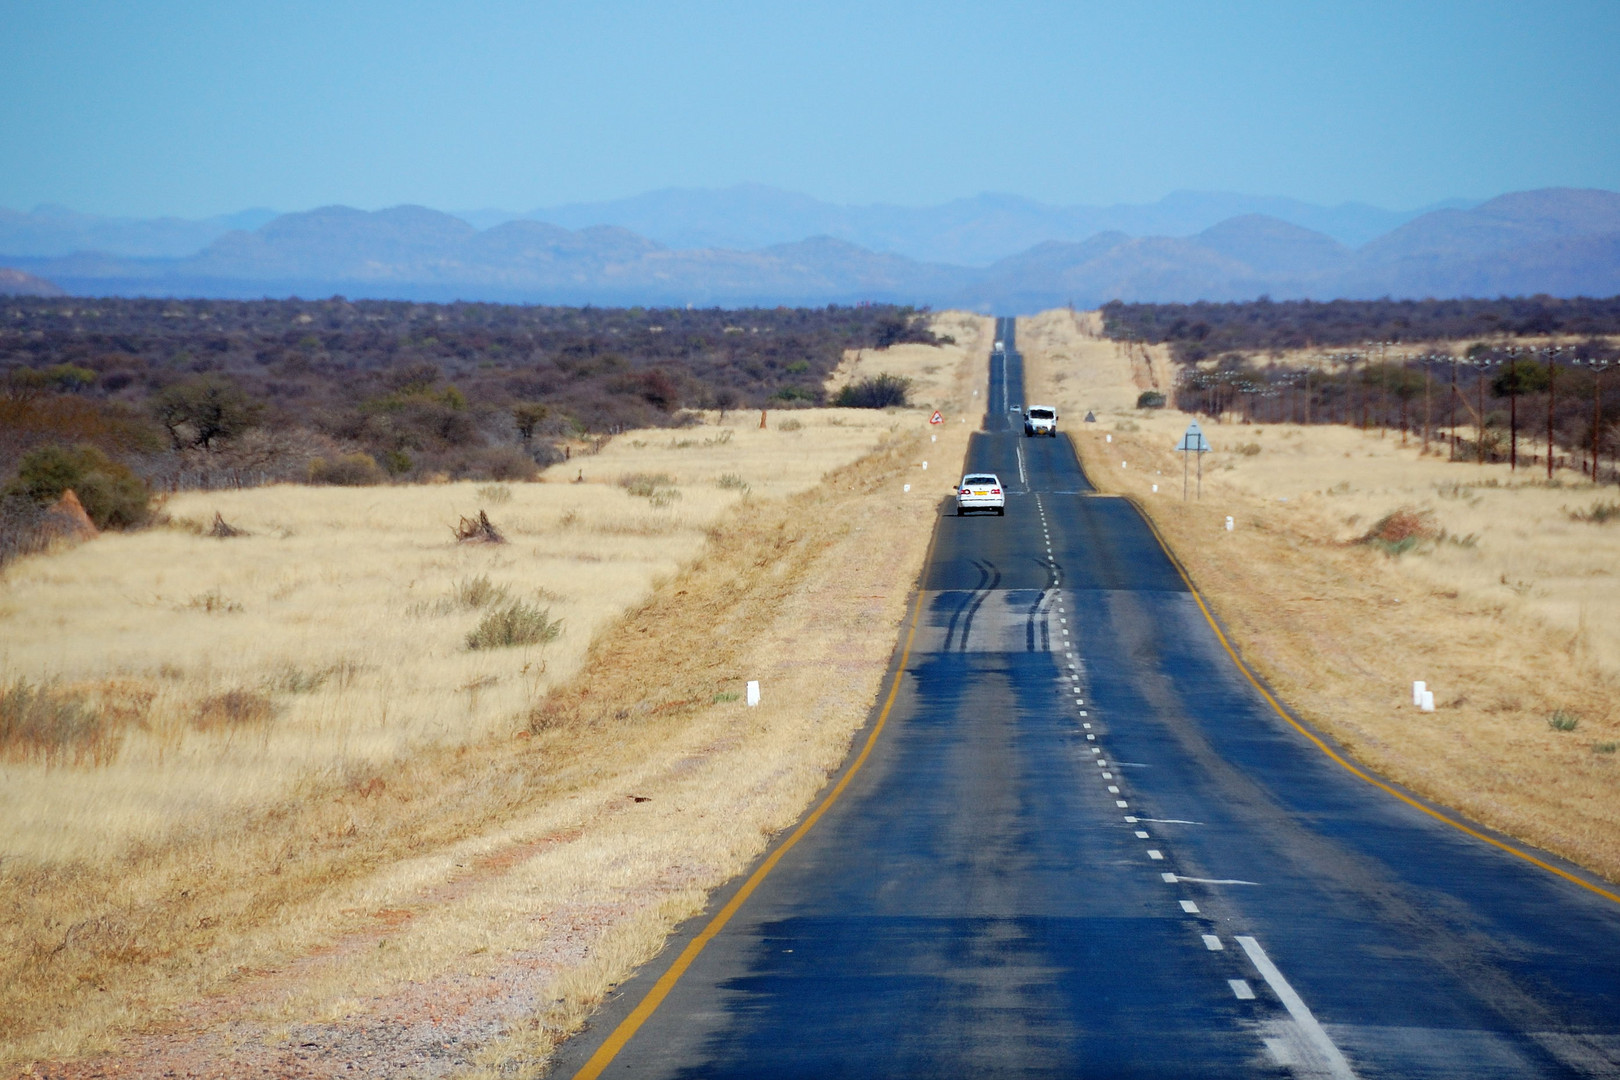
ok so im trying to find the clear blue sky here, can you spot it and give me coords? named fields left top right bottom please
left=2, top=0, right=1616, bottom=217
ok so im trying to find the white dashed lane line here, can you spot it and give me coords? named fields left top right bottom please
left=1180, top=900, right=1200, bottom=913
left=1229, top=979, right=1256, bottom=1000
left=1237, top=936, right=1359, bottom=1079
left=1203, top=935, right=1224, bottom=951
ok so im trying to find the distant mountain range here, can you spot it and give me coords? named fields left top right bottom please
left=3, top=187, right=1618, bottom=310
left=2, top=186, right=1464, bottom=267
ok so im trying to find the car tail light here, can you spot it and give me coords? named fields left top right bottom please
left=960, top=488, right=970, bottom=495
left=991, top=488, right=1001, bottom=494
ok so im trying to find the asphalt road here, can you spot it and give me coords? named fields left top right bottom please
left=553, top=317, right=1620, bottom=1079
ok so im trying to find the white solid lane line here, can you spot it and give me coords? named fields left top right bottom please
left=1229, top=979, right=1256, bottom=1000
left=1236, top=936, right=1359, bottom=1080
left=1172, top=876, right=1260, bottom=886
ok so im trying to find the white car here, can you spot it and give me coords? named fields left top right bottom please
left=1024, top=405, right=1058, bottom=437
left=956, top=473, right=1005, bottom=516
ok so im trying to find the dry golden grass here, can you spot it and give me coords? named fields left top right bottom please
left=1023, top=311, right=1620, bottom=886
left=826, top=309, right=992, bottom=415
left=0, top=313, right=989, bottom=1074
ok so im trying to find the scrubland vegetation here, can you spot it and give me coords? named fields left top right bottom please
left=1025, top=307, right=1620, bottom=885
left=0, top=298, right=942, bottom=565
left=0, top=308, right=990, bottom=1073
left=1101, top=297, right=1620, bottom=482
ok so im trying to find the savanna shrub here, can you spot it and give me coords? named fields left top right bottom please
left=835, top=374, right=912, bottom=409
left=620, top=472, right=677, bottom=498
left=1136, top=391, right=1167, bottom=408
left=467, top=602, right=562, bottom=650
left=308, top=452, right=386, bottom=486
left=193, top=688, right=275, bottom=730
left=0, top=679, right=117, bottom=765
left=6, top=443, right=151, bottom=529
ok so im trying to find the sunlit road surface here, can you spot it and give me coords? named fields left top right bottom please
left=551, top=318, right=1620, bottom=1079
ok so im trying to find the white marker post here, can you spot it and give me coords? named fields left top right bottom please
left=1421, top=690, right=1435, bottom=712
left=1412, top=680, right=1426, bottom=707
left=1225, top=516, right=1234, bottom=531
left=746, top=681, right=761, bottom=707
left=1176, top=421, right=1212, bottom=501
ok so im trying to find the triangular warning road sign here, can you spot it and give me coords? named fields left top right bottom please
left=930, top=410, right=943, bottom=425
left=1175, top=421, right=1211, bottom=453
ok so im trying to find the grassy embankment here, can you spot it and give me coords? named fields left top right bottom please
left=1022, top=307, right=1620, bottom=884
left=0, top=312, right=989, bottom=1075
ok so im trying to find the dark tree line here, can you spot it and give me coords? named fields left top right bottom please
left=1169, top=345, right=1620, bottom=482
left=1102, top=296, right=1620, bottom=364
left=0, top=298, right=941, bottom=546
left=1101, top=297, right=1620, bottom=482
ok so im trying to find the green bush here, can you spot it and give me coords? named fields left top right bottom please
left=308, top=452, right=386, bottom=486
left=1136, top=390, right=1166, bottom=409
left=834, top=373, right=911, bottom=409
left=1548, top=710, right=1579, bottom=732
left=6, top=443, right=151, bottom=529
left=467, top=602, right=562, bottom=650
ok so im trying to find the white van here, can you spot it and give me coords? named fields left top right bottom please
left=1024, top=405, right=1058, bottom=437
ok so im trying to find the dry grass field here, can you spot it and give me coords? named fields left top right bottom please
left=1022, top=308, right=1620, bottom=885
left=0, top=315, right=991, bottom=1075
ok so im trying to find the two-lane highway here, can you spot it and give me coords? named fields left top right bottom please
left=553, top=316, right=1620, bottom=1078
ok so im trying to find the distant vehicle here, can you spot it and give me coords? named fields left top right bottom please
left=993, top=340, right=1005, bottom=353
left=1024, top=405, right=1058, bottom=437
left=956, top=473, right=1005, bottom=516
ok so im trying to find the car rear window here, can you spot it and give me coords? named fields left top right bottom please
left=963, top=475, right=997, bottom=485
left=1029, top=409, right=1054, bottom=419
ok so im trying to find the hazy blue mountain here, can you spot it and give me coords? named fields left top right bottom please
left=0, top=186, right=1464, bottom=266
left=0, top=267, right=64, bottom=296
left=15, top=205, right=972, bottom=306
left=9, top=188, right=1617, bottom=310
left=0, top=204, right=278, bottom=258
left=522, top=184, right=1462, bottom=264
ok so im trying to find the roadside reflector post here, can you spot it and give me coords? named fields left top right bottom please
left=1413, top=680, right=1426, bottom=706
left=1421, top=690, right=1435, bottom=712
left=1225, top=515, right=1234, bottom=531
left=746, top=681, right=761, bottom=707
left=1152, top=483, right=1159, bottom=493
left=903, top=483, right=911, bottom=493
left=922, top=461, right=928, bottom=470
left=1106, top=434, right=1112, bottom=443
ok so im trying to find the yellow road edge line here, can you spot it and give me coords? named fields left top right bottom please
left=568, top=510, right=940, bottom=1079
left=1127, top=496, right=1620, bottom=908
